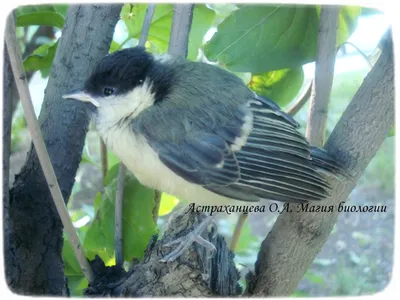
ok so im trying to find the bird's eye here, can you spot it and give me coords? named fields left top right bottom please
left=103, top=87, right=115, bottom=97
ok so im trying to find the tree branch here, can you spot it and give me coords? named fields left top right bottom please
left=6, top=5, right=122, bottom=294
left=3, top=47, right=14, bottom=267
left=343, top=41, right=373, bottom=70
left=114, top=163, right=126, bottom=267
left=247, top=30, right=394, bottom=297
left=168, top=4, right=194, bottom=57
left=114, top=3, right=156, bottom=268
left=152, top=190, right=162, bottom=224
left=306, top=6, right=340, bottom=146
left=100, top=138, right=108, bottom=183
left=230, top=213, right=248, bottom=251
left=86, top=212, right=240, bottom=296
left=5, top=14, right=95, bottom=282
left=286, top=79, right=313, bottom=116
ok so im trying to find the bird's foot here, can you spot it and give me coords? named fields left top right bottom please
left=160, top=215, right=217, bottom=262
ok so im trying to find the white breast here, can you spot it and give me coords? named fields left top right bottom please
left=99, top=122, right=240, bottom=206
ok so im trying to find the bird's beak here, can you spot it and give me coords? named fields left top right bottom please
left=62, top=89, right=100, bottom=107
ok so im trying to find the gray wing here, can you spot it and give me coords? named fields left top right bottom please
left=151, top=132, right=240, bottom=186
left=140, top=94, right=331, bottom=203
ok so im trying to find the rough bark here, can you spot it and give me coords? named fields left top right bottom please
left=85, top=212, right=241, bottom=297
left=5, top=4, right=121, bottom=295
left=3, top=48, right=15, bottom=270
left=247, top=31, right=394, bottom=296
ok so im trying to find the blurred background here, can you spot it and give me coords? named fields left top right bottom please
left=9, top=4, right=393, bottom=296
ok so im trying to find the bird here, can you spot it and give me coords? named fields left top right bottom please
left=63, top=46, right=347, bottom=261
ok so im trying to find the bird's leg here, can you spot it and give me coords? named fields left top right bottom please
left=160, top=214, right=217, bottom=262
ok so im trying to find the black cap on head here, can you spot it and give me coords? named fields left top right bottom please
left=84, top=47, right=154, bottom=97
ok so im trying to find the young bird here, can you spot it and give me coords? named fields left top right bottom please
left=64, top=47, right=345, bottom=261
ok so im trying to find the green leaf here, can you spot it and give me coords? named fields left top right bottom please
left=234, top=219, right=258, bottom=255
left=304, top=271, right=325, bottom=285
left=107, top=150, right=121, bottom=170
left=121, top=4, right=215, bottom=60
left=291, top=290, right=309, bottom=297
left=388, top=126, right=394, bottom=137
left=249, top=67, right=304, bottom=107
left=23, top=40, right=58, bottom=77
left=84, top=166, right=157, bottom=262
left=207, top=4, right=238, bottom=18
left=104, top=163, right=120, bottom=186
left=315, top=6, right=361, bottom=47
left=63, top=235, right=82, bottom=277
left=204, top=5, right=319, bottom=72
left=16, top=11, right=65, bottom=28
left=62, top=235, right=88, bottom=296
left=110, top=41, right=121, bottom=53
left=159, top=193, right=180, bottom=216
left=187, top=5, right=217, bottom=60
left=16, top=5, right=56, bottom=15
left=80, top=144, right=100, bottom=168
left=67, top=276, right=88, bottom=297
left=337, top=7, right=362, bottom=46
left=54, top=5, right=69, bottom=17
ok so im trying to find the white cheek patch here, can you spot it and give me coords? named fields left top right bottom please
left=95, top=79, right=155, bottom=134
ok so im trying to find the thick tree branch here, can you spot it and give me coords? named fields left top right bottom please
left=3, top=47, right=14, bottom=265
left=6, top=5, right=121, bottom=294
left=248, top=31, right=394, bottom=297
left=5, top=14, right=95, bottom=283
left=86, top=212, right=240, bottom=296
left=306, top=6, right=340, bottom=146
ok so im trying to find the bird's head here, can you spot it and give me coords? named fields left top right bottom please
left=62, top=47, right=157, bottom=120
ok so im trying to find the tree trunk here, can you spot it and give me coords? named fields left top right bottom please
left=3, top=47, right=15, bottom=280
left=85, top=212, right=241, bottom=297
left=5, top=5, right=121, bottom=295
left=247, top=31, right=394, bottom=296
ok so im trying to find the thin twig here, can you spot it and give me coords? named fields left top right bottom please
left=230, top=213, right=248, bottom=252
left=168, top=4, right=194, bottom=57
left=286, top=79, right=313, bottom=116
left=5, top=14, right=94, bottom=283
left=114, top=4, right=156, bottom=268
left=343, top=41, right=373, bottom=70
left=100, top=138, right=108, bottom=183
left=152, top=190, right=162, bottom=224
left=138, top=4, right=156, bottom=46
left=306, top=6, right=340, bottom=146
left=114, top=163, right=126, bottom=266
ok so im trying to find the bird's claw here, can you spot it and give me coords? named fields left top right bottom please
left=160, top=216, right=217, bottom=262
